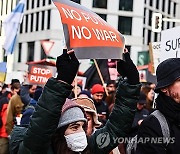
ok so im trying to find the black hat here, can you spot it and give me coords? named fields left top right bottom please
left=155, top=58, right=180, bottom=93
left=138, top=92, right=147, bottom=104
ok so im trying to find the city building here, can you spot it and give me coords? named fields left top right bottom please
left=0, top=0, right=180, bottom=74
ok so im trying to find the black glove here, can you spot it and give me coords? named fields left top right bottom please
left=56, top=50, right=79, bottom=84
left=117, top=52, right=139, bottom=85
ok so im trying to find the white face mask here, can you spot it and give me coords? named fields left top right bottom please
left=64, top=131, right=88, bottom=152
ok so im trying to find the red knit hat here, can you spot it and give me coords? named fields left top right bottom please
left=91, top=84, right=104, bottom=95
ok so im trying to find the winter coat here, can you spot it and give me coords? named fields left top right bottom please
left=0, top=92, right=12, bottom=138
left=6, top=94, right=24, bottom=135
left=136, top=92, right=180, bottom=154
left=11, top=77, right=141, bottom=154
left=130, top=108, right=149, bottom=137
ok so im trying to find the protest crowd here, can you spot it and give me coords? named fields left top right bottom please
left=0, top=0, right=180, bottom=154
left=0, top=48, right=179, bottom=154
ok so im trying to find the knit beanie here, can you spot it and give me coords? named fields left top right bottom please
left=78, top=90, right=91, bottom=98
left=91, top=84, right=104, bottom=95
left=155, top=58, right=180, bottom=93
left=58, top=99, right=87, bottom=128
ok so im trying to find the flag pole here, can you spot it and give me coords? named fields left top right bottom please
left=74, top=76, right=78, bottom=98
left=93, top=59, right=109, bottom=96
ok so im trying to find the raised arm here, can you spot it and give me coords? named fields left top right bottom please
left=19, top=51, right=79, bottom=153
left=89, top=49, right=141, bottom=153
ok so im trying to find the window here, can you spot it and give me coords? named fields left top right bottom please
left=37, top=0, right=40, bottom=7
left=49, top=0, right=51, bottom=4
left=36, top=12, right=39, bottom=31
left=32, top=0, right=34, bottom=9
left=93, top=0, right=107, bottom=9
left=168, top=0, right=171, bottom=14
left=42, top=11, right=45, bottom=30
left=154, top=33, right=158, bottom=42
left=167, top=22, right=170, bottom=29
left=26, top=1, right=29, bottom=10
left=25, top=15, right=28, bottom=32
left=118, top=16, right=132, bottom=35
left=18, top=43, right=22, bottom=62
left=119, top=0, right=133, bottom=11
left=173, top=22, right=175, bottom=27
left=43, top=0, right=46, bottom=6
left=31, top=14, right=34, bottom=32
left=47, top=10, right=51, bottom=29
left=156, top=0, right=159, bottom=9
left=98, top=13, right=107, bottom=21
left=162, top=0, right=165, bottom=12
left=70, top=0, right=81, bottom=4
left=20, top=21, right=23, bottom=33
left=143, top=8, right=146, bottom=24
left=173, top=3, right=176, bottom=17
left=149, top=0, right=153, bottom=6
left=148, top=10, right=152, bottom=26
left=27, top=42, right=34, bottom=62
left=143, top=28, right=145, bottom=44
left=147, top=30, right=151, bottom=44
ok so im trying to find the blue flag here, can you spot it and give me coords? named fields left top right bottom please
left=0, top=62, right=7, bottom=73
left=2, top=0, right=26, bottom=55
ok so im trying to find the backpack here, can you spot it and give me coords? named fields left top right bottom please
left=126, top=110, right=170, bottom=154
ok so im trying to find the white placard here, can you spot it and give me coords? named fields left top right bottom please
left=161, top=26, right=180, bottom=62
left=151, top=42, right=161, bottom=74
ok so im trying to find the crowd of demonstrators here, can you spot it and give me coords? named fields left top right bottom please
left=0, top=77, right=42, bottom=154
left=136, top=58, right=180, bottom=154
left=1, top=48, right=178, bottom=154
left=8, top=49, right=141, bottom=154
left=0, top=79, right=21, bottom=154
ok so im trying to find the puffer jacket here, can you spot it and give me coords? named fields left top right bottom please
left=12, top=77, right=141, bottom=154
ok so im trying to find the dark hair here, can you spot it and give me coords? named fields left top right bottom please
left=106, top=80, right=116, bottom=87
left=11, top=82, right=21, bottom=90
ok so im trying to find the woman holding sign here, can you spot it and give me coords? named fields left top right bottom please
left=11, top=49, right=141, bottom=154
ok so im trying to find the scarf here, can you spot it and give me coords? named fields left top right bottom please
left=156, top=92, right=180, bottom=127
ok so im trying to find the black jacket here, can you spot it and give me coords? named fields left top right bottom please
left=11, top=78, right=141, bottom=154
left=136, top=93, right=180, bottom=154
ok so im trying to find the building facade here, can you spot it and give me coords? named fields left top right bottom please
left=0, top=0, right=180, bottom=73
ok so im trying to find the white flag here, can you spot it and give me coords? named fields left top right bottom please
left=3, top=0, right=26, bottom=55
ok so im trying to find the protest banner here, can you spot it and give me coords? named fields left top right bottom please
left=109, top=68, right=118, bottom=81
left=52, top=0, right=125, bottom=59
left=139, top=70, right=147, bottom=82
left=161, top=26, right=180, bottom=62
left=28, top=64, right=56, bottom=86
left=76, top=76, right=87, bottom=90
left=149, top=42, right=161, bottom=74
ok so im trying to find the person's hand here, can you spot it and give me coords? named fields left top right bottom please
left=56, top=49, right=80, bottom=84
left=117, top=48, right=139, bottom=85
